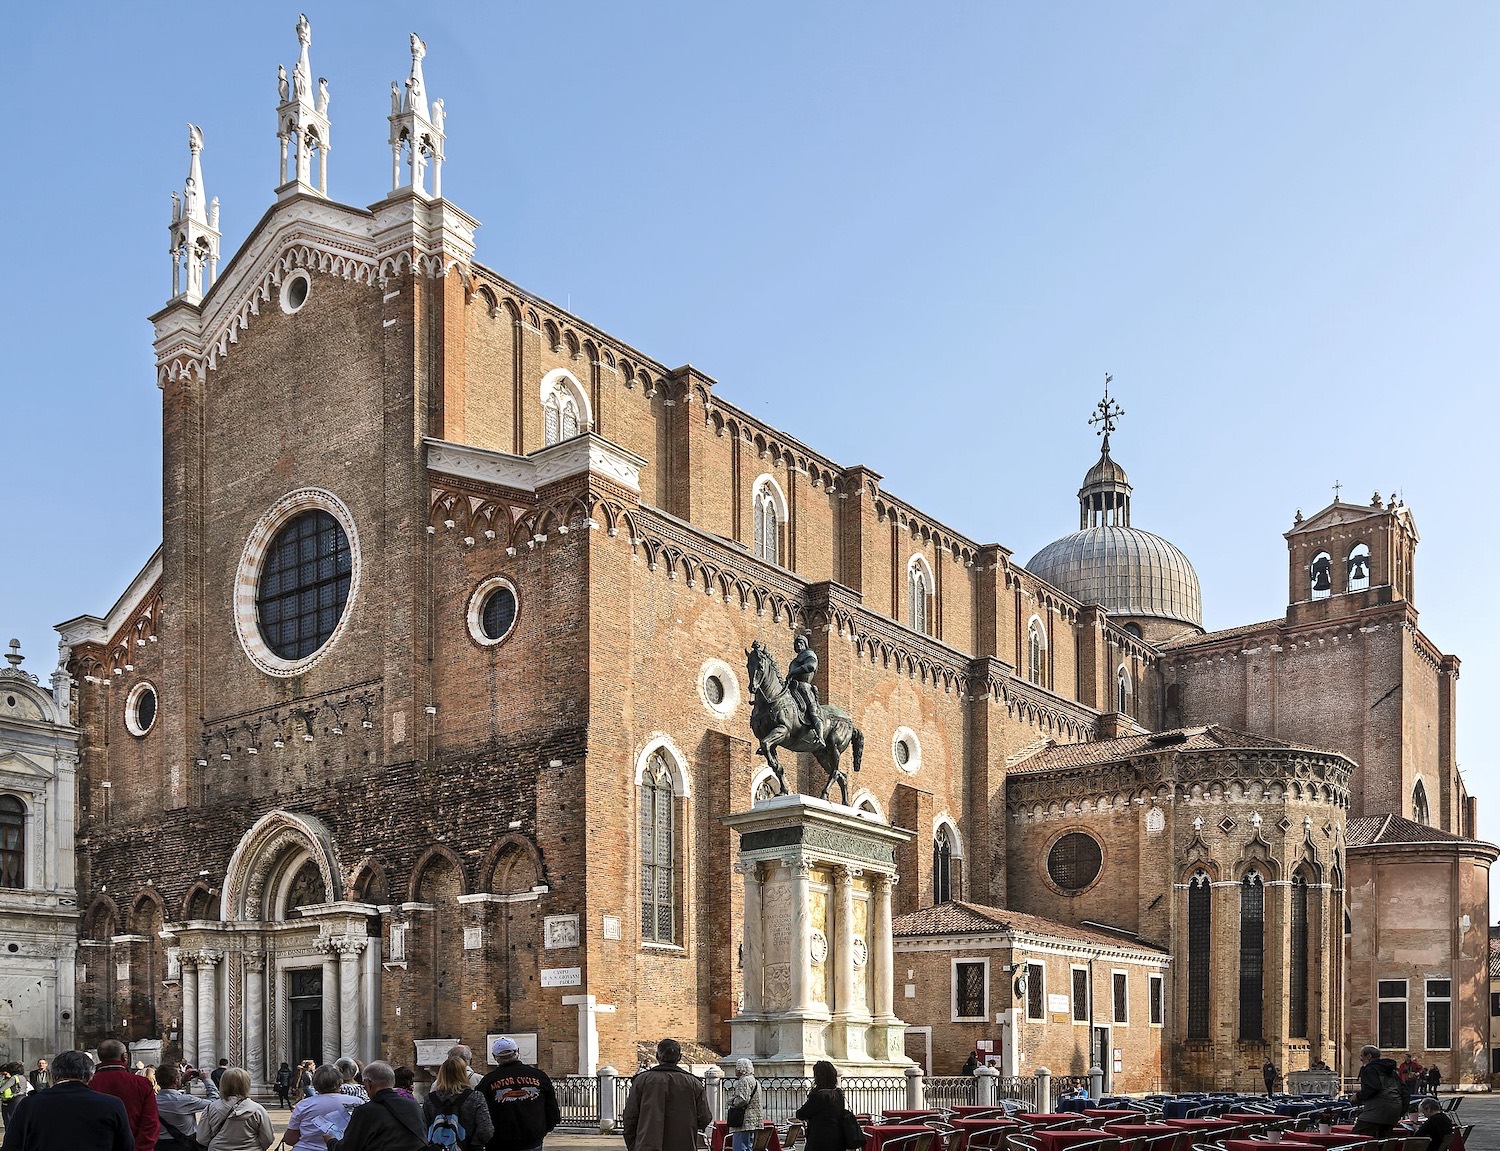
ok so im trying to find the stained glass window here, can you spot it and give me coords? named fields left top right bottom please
left=1187, top=871, right=1211, bottom=1040
left=1239, top=870, right=1265, bottom=1040
left=933, top=826, right=953, bottom=903
left=256, top=510, right=352, bottom=660
left=641, top=752, right=677, bottom=944
left=1289, top=872, right=1309, bottom=1038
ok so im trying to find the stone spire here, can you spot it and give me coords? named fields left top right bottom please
left=168, top=124, right=222, bottom=304
left=276, top=12, right=331, bottom=198
left=388, top=32, right=446, bottom=199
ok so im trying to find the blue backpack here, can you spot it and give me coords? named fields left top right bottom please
left=426, top=1090, right=470, bottom=1150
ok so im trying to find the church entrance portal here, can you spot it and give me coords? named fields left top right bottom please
left=289, top=968, right=324, bottom=1065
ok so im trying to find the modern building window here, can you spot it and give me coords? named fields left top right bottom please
left=639, top=751, right=679, bottom=945
left=1378, top=980, right=1408, bottom=1049
left=908, top=556, right=933, bottom=635
left=1239, top=870, right=1265, bottom=1040
left=1026, top=962, right=1045, bottom=1021
left=1148, top=973, right=1164, bottom=1026
left=1426, top=979, right=1452, bottom=1050
left=1289, top=871, right=1309, bottom=1038
left=954, top=960, right=986, bottom=1020
left=933, top=824, right=953, bottom=904
left=1112, top=971, right=1128, bottom=1024
left=0, top=796, right=23, bottom=889
left=1116, top=666, right=1131, bottom=715
left=1072, top=967, right=1089, bottom=1023
left=752, top=477, right=786, bottom=566
left=256, top=509, right=353, bottom=660
left=1027, top=617, right=1047, bottom=686
left=1310, top=551, right=1333, bottom=600
left=1347, top=543, right=1371, bottom=592
left=1187, top=871, right=1211, bottom=1040
left=1412, top=780, right=1431, bottom=826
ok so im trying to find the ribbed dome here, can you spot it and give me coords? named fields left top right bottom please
left=1025, top=526, right=1203, bottom=628
left=1083, top=452, right=1131, bottom=490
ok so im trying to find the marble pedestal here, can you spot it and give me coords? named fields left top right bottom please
left=722, top=793, right=913, bottom=1076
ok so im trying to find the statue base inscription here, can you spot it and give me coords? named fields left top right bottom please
left=722, top=793, right=914, bottom=1077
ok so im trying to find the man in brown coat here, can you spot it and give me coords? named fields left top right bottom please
left=623, top=1039, right=711, bottom=1151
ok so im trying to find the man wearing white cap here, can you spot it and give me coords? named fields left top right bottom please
left=476, top=1036, right=561, bottom=1151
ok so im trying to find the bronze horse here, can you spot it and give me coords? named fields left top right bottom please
left=745, top=640, right=863, bottom=804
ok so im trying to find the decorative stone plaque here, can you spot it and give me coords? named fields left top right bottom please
left=544, top=914, right=580, bottom=950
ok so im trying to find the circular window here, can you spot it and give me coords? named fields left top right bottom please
left=467, top=577, right=520, bottom=647
left=697, top=659, right=741, bottom=718
left=280, top=271, right=311, bottom=314
left=891, top=726, right=922, bottom=774
left=1047, top=832, right=1104, bottom=892
left=256, top=510, right=353, bottom=660
left=125, top=682, right=158, bottom=737
left=234, top=489, right=362, bottom=677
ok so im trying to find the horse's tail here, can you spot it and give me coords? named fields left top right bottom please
left=852, top=725, right=863, bottom=773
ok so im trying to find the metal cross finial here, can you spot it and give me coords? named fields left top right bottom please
left=1333, top=480, right=1342, bottom=501
left=1089, top=373, right=1124, bottom=452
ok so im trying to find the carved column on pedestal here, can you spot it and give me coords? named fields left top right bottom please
left=833, top=866, right=858, bottom=1018
left=195, top=951, right=222, bottom=1066
left=182, top=961, right=199, bottom=1066
left=335, top=937, right=366, bottom=1059
left=787, top=858, right=813, bottom=1014
left=319, top=942, right=339, bottom=1065
left=737, top=862, right=764, bottom=1017
left=872, top=874, right=895, bottom=1021
left=244, top=955, right=266, bottom=1085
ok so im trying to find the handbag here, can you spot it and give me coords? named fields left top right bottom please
left=839, top=1107, right=866, bottom=1150
left=728, top=1082, right=756, bottom=1128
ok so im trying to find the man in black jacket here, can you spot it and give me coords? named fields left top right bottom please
left=478, top=1036, right=561, bottom=1151
left=1351, top=1045, right=1406, bottom=1137
left=337, top=1062, right=426, bottom=1151
left=1, top=1050, right=132, bottom=1151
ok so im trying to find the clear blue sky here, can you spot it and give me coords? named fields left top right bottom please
left=4, top=4, right=1496, bottom=823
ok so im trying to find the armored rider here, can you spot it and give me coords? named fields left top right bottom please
left=788, top=634, right=824, bottom=748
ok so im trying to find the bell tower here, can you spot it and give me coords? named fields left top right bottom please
left=387, top=33, right=447, bottom=199
left=275, top=13, right=331, bottom=199
left=1285, top=490, right=1419, bottom=620
left=167, top=124, right=220, bottom=304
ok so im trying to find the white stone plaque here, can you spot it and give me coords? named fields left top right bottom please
left=602, top=915, right=622, bottom=941
left=415, top=1038, right=459, bottom=1067
left=463, top=926, right=483, bottom=951
left=544, top=914, right=580, bottom=950
left=540, top=966, right=581, bottom=988
left=486, top=1032, right=538, bottom=1064
left=1048, top=993, right=1069, bottom=1015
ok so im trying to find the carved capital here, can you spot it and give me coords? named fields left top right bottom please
left=734, top=861, right=762, bottom=882
left=242, top=953, right=266, bottom=972
left=189, top=949, right=222, bottom=967
left=333, top=936, right=369, bottom=958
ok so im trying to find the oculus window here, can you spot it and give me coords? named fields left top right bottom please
left=256, top=509, right=352, bottom=660
left=1047, top=832, right=1102, bottom=892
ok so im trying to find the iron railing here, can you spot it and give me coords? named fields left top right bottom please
left=925, top=1076, right=978, bottom=1110
left=556, top=1075, right=601, bottom=1128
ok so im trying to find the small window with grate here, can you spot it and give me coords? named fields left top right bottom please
left=256, top=509, right=353, bottom=660
left=1071, top=967, right=1089, bottom=1022
left=1047, top=833, right=1103, bottom=892
left=954, top=961, right=986, bottom=1020
left=1148, top=973, right=1164, bottom=1026
left=1112, top=971, right=1128, bottom=1024
left=1026, top=962, right=1045, bottom=1021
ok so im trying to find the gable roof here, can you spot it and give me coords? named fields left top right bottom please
left=1159, top=618, right=1283, bottom=651
left=1345, top=814, right=1469, bottom=848
left=1007, top=724, right=1317, bottom=774
left=892, top=900, right=1167, bottom=954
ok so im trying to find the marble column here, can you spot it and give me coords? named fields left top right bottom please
left=244, top=956, right=265, bottom=1085
left=181, top=962, right=199, bottom=1067
left=833, top=866, right=856, bottom=1017
left=321, top=950, right=339, bottom=1065
left=738, top=862, right=764, bottom=1016
left=337, top=938, right=364, bottom=1059
left=788, top=859, right=813, bottom=1014
left=196, top=952, right=220, bottom=1066
left=872, top=874, right=895, bottom=1021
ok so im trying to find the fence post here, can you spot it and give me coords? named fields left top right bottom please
left=1088, top=1065, right=1103, bottom=1101
left=1034, top=1067, right=1051, bottom=1112
left=905, top=1063, right=924, bottom=1110
left=598, top=1065, right=618, bottom=1134
left=705, top=1065, right=724, bottom=1123
left=975, top=1065, right=997, bottom=1106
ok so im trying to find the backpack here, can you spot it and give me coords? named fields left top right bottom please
left=426, top=1089, right=471, bottom=1150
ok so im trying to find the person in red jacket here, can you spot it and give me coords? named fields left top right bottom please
left=90, top=1038, right=161, bottom=1149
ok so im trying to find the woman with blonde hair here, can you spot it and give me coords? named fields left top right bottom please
left=727, top=1058, right=763, bottom=1151
left=195, top=1066, right=276, bottom=1150
left=422, top=1055, right=494, bottom=1150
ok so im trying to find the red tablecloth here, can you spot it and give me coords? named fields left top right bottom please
left=865, top=1124, right=935, bottom=1151
left=1291, top=1136, right=1368, bottom=1148
left=1035, top=1131, right=1117, bottom=1151
left=711, top=1124, right=783, bottom=1151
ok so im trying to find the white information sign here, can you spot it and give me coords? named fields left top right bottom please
left=541, top=966, right=582, bottom=988
left=487, top=1032, right=538, bottom=1064
left=1048, top=993, right=1070, bottom=1015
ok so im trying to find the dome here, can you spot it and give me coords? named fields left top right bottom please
left=1083, top=452, right=1131, bottom=491
left=1025, top=525, right=1203, bottom=629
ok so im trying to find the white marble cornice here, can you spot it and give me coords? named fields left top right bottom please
left=426, top=434, right=646, bottom=496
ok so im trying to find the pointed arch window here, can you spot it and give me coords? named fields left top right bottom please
left=1239, top=869, right=1265, bottom=1040
left=752, top=477, right=786, bottom=566
left=908, top=556, right=933, bottom=636
left=1028, top=618, right=1047, bottom=687
left=640, top=751, right=679, bottom=945
left=1116, top=666, right=1131, bottom=716
left=1412, top=779, right=1430, bottom=826
left=1310, top=552, right=1333, bottom=600
left=933, top=825, right=953, bottom=904
left=0, top=796, right=23, bottom=889
left=1347, top=543, right=1371, bottom=592
left=540, top=373, right=588, bottom=447
left=1187, top=871, right=1211, bottom=1040
left=1289, top=871, right=1309, bottom=1038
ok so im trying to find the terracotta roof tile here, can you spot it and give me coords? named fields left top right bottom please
left=892, top=900, right=1167, bottom=954
left=1159, top=619, right=1283, bottom=651
left=1008, top=725, right=1305, bottom=774
left=1345, top=814, right=1468, bottom=848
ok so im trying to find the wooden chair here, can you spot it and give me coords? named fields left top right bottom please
left=783, top=1121, right=805, bottom=1150
left=753, top=1128, right=777, bottom=1151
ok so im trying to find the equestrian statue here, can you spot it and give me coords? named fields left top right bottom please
left=745, top=635, right=864, bottom=804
